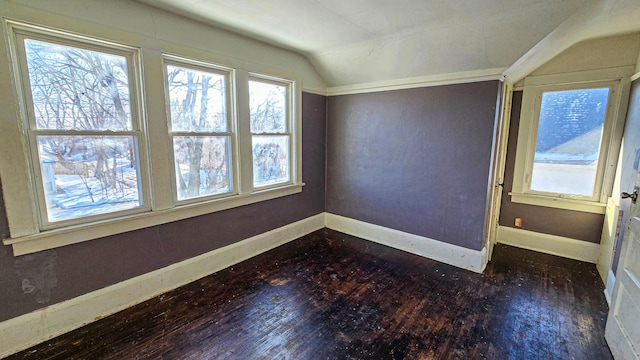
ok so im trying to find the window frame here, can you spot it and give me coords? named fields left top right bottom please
left=1, top=20, right=304, bottom=256
left=510, top=68, right=632, bottom=214
left=11, top=25, right=152, bottom=230
left=162, top=56, right=239, bottom=205
left=248, top=74, right=295, bottom=190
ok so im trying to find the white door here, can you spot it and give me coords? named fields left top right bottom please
left=605, top=179, right=640, bottom=358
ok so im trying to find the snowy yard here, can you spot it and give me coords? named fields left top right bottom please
left=44, top=158, right=141, bottom=222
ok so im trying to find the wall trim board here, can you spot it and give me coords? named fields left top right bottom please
left=325, top=68, right=506, bottom=96
left=0, top=213, right=325, bottom=359
left=302, top=87, right=328, bottom=96
left=5, top=185, right=304, bottom=256
left=496, top=225, right=600, bottom=263
left=325, top=213, right=488, bottom=273
left=597, top=197, right=622, bottom=284
left=632, top=71, right=640, bottom=82
left=605, top=268, right=616, bottom=306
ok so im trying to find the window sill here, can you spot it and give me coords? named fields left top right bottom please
left=3, top=183, right=304, bottom=256
left=509, top=192, right=606, bottom=214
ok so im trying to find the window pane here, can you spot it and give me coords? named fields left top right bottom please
left=531, top=88, right=610, bottom=196
left=24, top=39, right=133, bottom=131
left=173, top=136, right=231, bottom=200
left=167, top=65, right=227, bottom=132
left=249, top=80, right=286, bottom=133
left=253, top=135, right=289, bottom=187
left=36, top=136, right=142, bottom=222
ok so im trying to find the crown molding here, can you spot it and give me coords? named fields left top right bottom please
left=326, top=68, right=506, bottom=96
left=301, top=87, right=328, bottom=96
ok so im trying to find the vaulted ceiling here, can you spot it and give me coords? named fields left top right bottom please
left=136, top=0, right=640, bottom=88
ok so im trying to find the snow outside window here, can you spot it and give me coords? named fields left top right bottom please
left=1, top=21, right=303, bottom=255
left=530, top=87, right=610, bottom=197
left=18, top=36, right=148, bottom=228
left=165, top=61, right=235, bottom=202
left=510, top=70, right=629, bottom=214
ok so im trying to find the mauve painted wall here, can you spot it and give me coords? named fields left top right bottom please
left=0, top=92, right=326, bottom=322
left=498, top=91, right=604, bottom=243
left=326, top=81, right=501, bottom=251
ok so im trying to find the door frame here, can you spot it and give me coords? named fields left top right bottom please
left=485, top=79, right=513, bottom=261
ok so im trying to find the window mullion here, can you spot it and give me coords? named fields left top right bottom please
left=251, top=132, right=290, bottom=136
left=139, top=49, right=173, bottom=211
left=171, top=131, right=233, bottom=137
left=235, top=69, right=253, bottom=194
left=292, top=80, right=302, bottom=185
left=31, top=129, right=138, bottom=136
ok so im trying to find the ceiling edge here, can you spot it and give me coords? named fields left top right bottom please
left=326, top=68, right=506, bottom=96
left=504, top=0, right=640, bottom=84
left=301, top=87, right=328, bottom=96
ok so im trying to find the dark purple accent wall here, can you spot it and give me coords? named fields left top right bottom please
left=498, top=91, right=604, bottom=243
left=612, top=79, right=640, bottom=274
left=0, top=92, right=326, bottom=322
left=326, top=81, right=501, bottom=251
left=0, top=184, right=7, bottom=242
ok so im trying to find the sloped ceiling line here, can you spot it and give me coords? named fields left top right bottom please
left=136, top=0, right=640, bottom=89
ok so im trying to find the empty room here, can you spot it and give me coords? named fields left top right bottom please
left=1, top=0, right=640, bottom=359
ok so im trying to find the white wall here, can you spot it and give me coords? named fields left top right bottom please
left=530, top=34, right=640, bottom=77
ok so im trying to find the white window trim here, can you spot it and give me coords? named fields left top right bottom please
left=4, top=185, right=303, bottom=256
left=162, top=55, right=240, bottom=205
left=13, top=30, right=152, bottom=230
left=510, top=67, right=633, bottom=214
left=1, top=20, right=304, bottom=256
left=248, top=74, right=297, bottom=190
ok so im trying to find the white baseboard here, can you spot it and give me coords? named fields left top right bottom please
left=325, top=213, right=488, bottom=273
left=496, top=226, right=600, bottom=263
left=0, top=213, right=325, bottom=359
left=604, top=268, right=616, bottom=306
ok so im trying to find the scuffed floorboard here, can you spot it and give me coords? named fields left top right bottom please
left=7, top=229, right=612, bottom=359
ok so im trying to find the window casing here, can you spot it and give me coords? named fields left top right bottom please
left=13, top=30, right=151, bottom=230
left=163, top=57, right=237, bottom=204
left=510, top=69, right=631, bottom=214
left=1, top=21, right=303, bottom=255
left=249, top=76, right=294, bottom=189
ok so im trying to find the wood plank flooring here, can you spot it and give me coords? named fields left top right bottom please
left=6, top=229, right=613, bottom=359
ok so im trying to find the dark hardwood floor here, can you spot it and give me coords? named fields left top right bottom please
left=7, top=229, right=613, bottom=360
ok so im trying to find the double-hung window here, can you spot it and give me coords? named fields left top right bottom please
left=13, top=31, right=148, bottom=229
left=164, top=59, right=235, bottom=202
left=162, top=62, right=299, bottom=203
left=249, top=77, right=293, bottom=188
left=511, top=69, right=630, bottom=213
left=2, top=22, right=303, bottom=256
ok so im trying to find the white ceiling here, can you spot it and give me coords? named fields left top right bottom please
left=136, top=0, right=640, bottom=88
